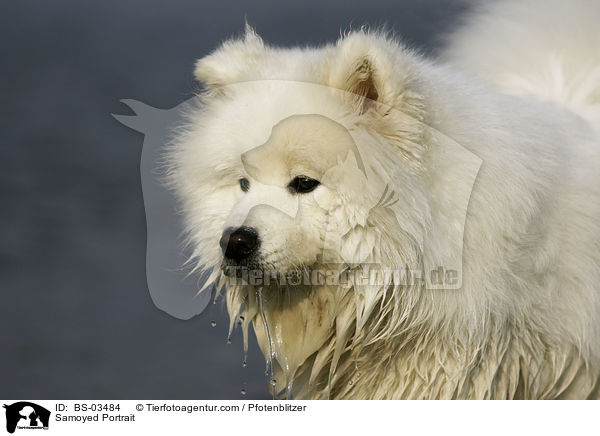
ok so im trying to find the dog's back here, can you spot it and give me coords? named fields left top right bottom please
left=444, top=0, right=600, bottom=123
left=443, top=0, right=600, bottom=398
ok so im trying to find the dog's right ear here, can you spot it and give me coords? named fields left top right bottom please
left=194, top=23, right=265, bottom=89
left=328, top=31, right=421, bottom=116
left=328, top=31, right=426, bottom=162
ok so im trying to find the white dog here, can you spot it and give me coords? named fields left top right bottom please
left=167, top=0, right=600, bottom=399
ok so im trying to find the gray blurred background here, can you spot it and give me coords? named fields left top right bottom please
left=0, top=0, right=467, bottom=399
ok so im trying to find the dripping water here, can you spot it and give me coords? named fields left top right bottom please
left=257, top=287, right=276, bottom=398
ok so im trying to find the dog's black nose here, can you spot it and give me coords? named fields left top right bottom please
left=220, top=226, right=260, bottom=262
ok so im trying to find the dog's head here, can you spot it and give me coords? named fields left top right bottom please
left=168, top=27, right=428, bottom=283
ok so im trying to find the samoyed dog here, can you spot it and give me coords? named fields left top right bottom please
left=167, top=0, right=600, bottom=399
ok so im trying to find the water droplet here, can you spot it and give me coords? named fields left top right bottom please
left=210, top=320, right=216, bottom=327
left=242, top=360, right=247, bottom=368
left=240, top=389, right=246, bottom=396
left=270, top=379, right=277, bottom=387
left=226, top=337, right=232, bottom=344
left=257, top=288, right=274, bottom=382
left=348, top=380, right=354, bottom=386
left=239, top=316, right=245, bottom=322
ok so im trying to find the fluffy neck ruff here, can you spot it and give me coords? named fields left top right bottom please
left=222, top=277, right=599, bottom=399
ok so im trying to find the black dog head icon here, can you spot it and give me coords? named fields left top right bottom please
left=3, top=402, right=50, bottom=434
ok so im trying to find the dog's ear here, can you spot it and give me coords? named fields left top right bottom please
left=328, top=32, right=427, bottom=162
left=194, top=23, right=265, bottom=88
left=328, top=32, right=420, bottom=116
left=341, top=56, right=380, bottom=114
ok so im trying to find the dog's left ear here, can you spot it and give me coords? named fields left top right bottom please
left=328, top=32, right=421, bottom=116
left=194, top=23, right=265, bottom=88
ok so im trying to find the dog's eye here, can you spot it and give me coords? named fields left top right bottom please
left=288, top=176, right=320, bottom=194
left=239, top=178, right=250, bottom=192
